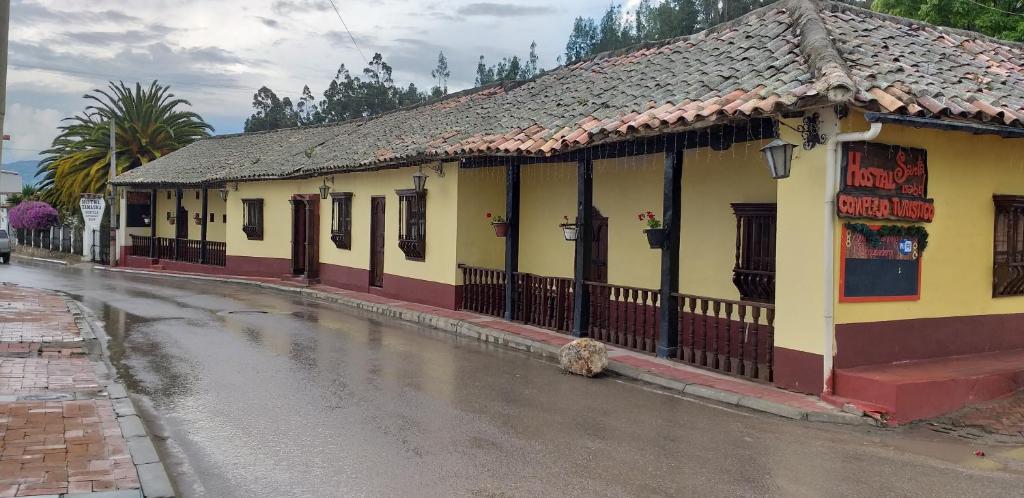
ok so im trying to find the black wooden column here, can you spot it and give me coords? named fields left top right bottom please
left=149, top=189, right=157, bottom=260
left=503, top=161, right=521, bottom=321
left=571, top=158, right=594, bottom=337
left=657, top=150, right=684, bottom=358
left=173, top=188, right=182, bottom=260
left=199, top=188, right=209, bottom=264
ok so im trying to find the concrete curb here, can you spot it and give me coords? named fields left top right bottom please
left=68, top=300, right=177, bottom=498
left=11, top=252, right=69, bottom=266
left=100, top=266, right=876, bottom=427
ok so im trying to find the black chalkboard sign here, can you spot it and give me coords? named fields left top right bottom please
left=840, top=226, right=921, bottom=302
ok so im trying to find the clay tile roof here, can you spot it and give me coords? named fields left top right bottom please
left=114, top=0, right=1024, bottom=186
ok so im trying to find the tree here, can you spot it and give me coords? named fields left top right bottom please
left=7, top=184, right=38, bottom=207
left=244, top=86, right=299, bottom=132
left=8, top=201, right=59, bottom=230
left=565, top=16, right=599, bottom=62
left=872, top=0, right=1024, bottom=41
left=431, top=51, right=451, bottom=97
left=38, top=81, right=213, bottom=210
left=474, top=42, right=543, bottom=87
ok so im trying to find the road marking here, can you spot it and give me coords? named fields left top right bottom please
left=610, top=378, right=754, bottom=416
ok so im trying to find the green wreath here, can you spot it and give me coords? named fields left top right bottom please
left=844, top=223, right=929, bottom=253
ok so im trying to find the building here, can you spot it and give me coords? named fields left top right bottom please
left=0, top=170, right=22, bottom=231
left=111, top=0, right=1024, bottom=423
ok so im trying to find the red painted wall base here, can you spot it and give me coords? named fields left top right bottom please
left=772, top=347, right=823, bottom=395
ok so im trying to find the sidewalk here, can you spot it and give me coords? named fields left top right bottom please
left=103, top=266, right=873, bottom=427
left=0, top=283, right=172, bottom=498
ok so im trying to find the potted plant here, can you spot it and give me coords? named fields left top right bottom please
left=559, top=215, right=578, bottom=241
left=486, top=212, right=509, bottom=237
left=639, top=210, right=666, bottom=248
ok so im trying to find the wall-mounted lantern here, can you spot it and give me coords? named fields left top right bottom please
left=218, top=187, right=229, bottom=201
left=319, top=177, right=335, bottom=200
left=412, top=167, right=428, bottom=193
left=760, top=138, right=796, bottom=180
left=194, top=213, right=202, bottom=225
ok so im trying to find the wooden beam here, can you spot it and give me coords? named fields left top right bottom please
left=504, top=161, right=521, bottom=321
left=572, top=157, right=594, bottom=337
left=199, top=188, right=209, bottom=264
left=658, top=149, right=684, bottom=358
left=149, top=189, right=157, bottom=260
left=173, top=188, right=182, bottom=261
left=459, top=118, right=776, bottom=169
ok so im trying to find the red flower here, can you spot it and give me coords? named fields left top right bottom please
left=637, top=213, right=644, bottom=221
left=485, top=212, right=492, bottom=219
left=647, top=211, right=655, bottom=220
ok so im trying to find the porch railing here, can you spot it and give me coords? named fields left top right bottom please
left=514, top=273, right=574, bottom=332
left=132, top=235, right=226, bottom=267
left=672, top=293, right=774, bottom=382
left=460, top=265, right=505, bottom=317
left=587, top=282, right=659, bottom=354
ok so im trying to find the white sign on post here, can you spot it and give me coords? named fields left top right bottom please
left=80, top=194, right=106, bottom=258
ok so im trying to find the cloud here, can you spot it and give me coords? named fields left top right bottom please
left=455, top=2, right=556, bottom=17
left=271, top=0, right=331, bottom=16
left=61, top=26, right=176, bottom=46
left=12, top=0, right=142, bottom=24
left=2, top=103, right=64, bottom=162
left=255, top=16, right=281, bottom=29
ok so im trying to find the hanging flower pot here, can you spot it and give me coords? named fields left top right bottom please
left=638, top=210, right=665, bottom=249
left=492, top=222, right=509, bottom=237
left=485, top=212, right=509, bottom=237
left=644, top=228, right=667, bottom=249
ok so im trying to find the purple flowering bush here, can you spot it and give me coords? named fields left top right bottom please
left=9, top=201, right=59, bottom=230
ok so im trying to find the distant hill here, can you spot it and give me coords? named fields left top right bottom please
left=1, top=160, right=40, bottom=186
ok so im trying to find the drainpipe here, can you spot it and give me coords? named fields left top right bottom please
left=823, top=119, right=882, bottom=394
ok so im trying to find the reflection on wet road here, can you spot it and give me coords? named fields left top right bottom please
left=3, top=260, right=1021, bottom=497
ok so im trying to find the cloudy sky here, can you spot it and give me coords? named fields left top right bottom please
left=3, top=0, right=624, bottom=163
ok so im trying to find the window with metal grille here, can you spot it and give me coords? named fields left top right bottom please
left=396, top=189, right=426, bottom=260
left=242, top=199, right=264, bottom=240
left=331, top=192, right=353, bottom=249
left=993, top=195, right=1024, bottom=297
left=731, top=203, right=777, bottom=303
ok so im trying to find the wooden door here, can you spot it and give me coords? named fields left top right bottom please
left=176, top=207, right=189, bottom=239
left=369, top=196, right=386, bottom=287
left=590, top=208, right=608, bottom=283
left=292, top=200, right=307, bottom=275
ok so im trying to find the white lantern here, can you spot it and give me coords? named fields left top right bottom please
left=760, top=139, right=796, bottom=180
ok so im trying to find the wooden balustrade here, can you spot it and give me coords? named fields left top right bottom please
left=672, top=293, right=774, bottom=382
left=515, top=273, right=574, bottom=332
left=460, top=265, right=506, bottom=317
left=129, top=235, right=152, bottom=257
left=586, top=282, right=659, bottom=353
left=149, top=237, right=224, bottom=267
left=206, top=241, right=226, bottom=266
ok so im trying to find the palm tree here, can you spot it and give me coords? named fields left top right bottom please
left=38, top=81, right=213, bottom=209
left=6, top=184, right=38, bottom=206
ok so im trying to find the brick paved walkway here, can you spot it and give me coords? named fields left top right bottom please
left=951, top=392, right=1024, bottom=437
left=0, top=284, right=139, bottom=497
left=0, top=284, right=81, bottom=344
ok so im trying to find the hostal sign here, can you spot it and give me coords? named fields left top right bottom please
left=837, top=142, right=934, bottom=222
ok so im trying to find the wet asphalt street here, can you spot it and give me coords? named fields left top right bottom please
left=2, top=259, right=1022, bottom=497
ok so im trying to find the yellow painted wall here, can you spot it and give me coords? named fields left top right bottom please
left=228, top=163, right=461, bottom=285
left=836, top=111, right=1024, bottom=324
left=594, top=155, right=663, bottom=289
left=518, top=162, right=577, bottom=278
left=455, top=166, right=506, bottom=272
left=772, top=113, right=834, bottom=355
left=678, top=146, right=778, bottom=298
left=148, top=188, right=225, bottom=242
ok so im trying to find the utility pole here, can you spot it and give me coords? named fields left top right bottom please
left=0, top=0, right=10, bottom=170
left=108, top=119, right=117, bottom=265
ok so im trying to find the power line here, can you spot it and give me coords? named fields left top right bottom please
left=326, top=0, right=369, bottom=64
left=960, top=0, right=1024, bottom=15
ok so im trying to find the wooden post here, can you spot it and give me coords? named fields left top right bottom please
left=173, top=188, right=182, bottom=260
left=658, top=150, right=684, bottom=358
left=199, top=188, right=209, bottom=264
left=572, top=158, right=593, bottom=337
left=149, top=189, right=157, bottom=260
left=504, top=161, right=521, bottom=321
